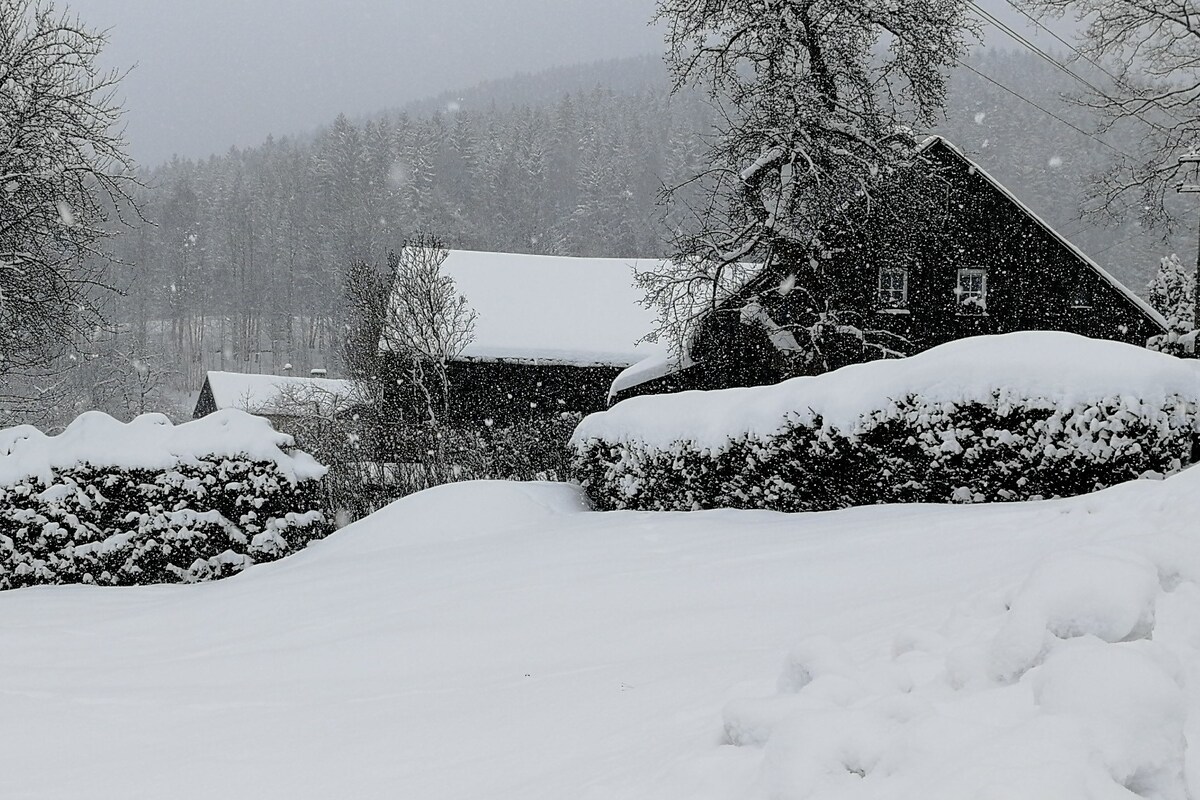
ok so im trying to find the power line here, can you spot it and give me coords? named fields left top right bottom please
left=972, top=0, right=1180, bottom=137
left=967, top=2, right=1113, bottom=105
left=953, top=58, right=1138, bottom=162
left=1001, top=1, right=1126, bottom=88
left=1090, top=227, right=1152, bottom=257
left=1001, top=0, right=1184, bottom=129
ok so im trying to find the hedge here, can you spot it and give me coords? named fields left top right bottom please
left=0, top=410, right=332, bottom=588
left=573, top=333, right=1200, bottom=512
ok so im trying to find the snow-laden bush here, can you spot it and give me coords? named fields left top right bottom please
left=0, top=410, right=330, bottom=588
left=573, top=332, right=1200, bottom=511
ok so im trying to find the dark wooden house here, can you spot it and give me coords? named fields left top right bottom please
left=614, top=136, right=1168, bottom=402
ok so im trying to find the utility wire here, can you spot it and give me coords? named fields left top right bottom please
left=1001, top=1, right=1126, bottom=88
left=967, top=2, right=1114, bottom=105
left=972, top=0, right=1180, bottom=137
left=953, top=58, right=1138, bottom=162
left=1000, top=0, right=1183, bottom=118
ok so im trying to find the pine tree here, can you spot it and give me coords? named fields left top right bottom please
left=1147, top=254, right=1195, bottom=335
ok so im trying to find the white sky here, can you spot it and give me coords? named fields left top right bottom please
left=79, top=0, right=1063, bottom=167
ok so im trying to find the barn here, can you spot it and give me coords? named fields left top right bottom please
left=379, top=249, right=660, bottom=424
left=613, top=136, right=1170, bottom=402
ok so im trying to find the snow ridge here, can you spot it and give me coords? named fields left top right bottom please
left=0, top=409, right=326, bottom=487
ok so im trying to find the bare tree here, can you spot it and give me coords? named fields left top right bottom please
left=0, top=0, right=140, bottom=385
left=1020, top=1, right=1200, bottom=226
left=641, top=0, right=976, bottom=359
left=378, top=233, right=476, bottom=427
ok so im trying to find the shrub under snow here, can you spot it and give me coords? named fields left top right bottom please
left=0, top=410, right=330, bottom=588
left=573, top=332, right=1200, bottom=511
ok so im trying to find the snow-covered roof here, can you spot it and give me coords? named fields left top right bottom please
left=203, top=371, right=360, bottom=416
left=918, top=136, right=1169, bottom=332
left=380, top=250, right=663, bottom=368
left=609, top=345, right=682, bottom=400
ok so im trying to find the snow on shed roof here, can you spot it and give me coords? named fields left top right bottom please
left=203, top=371, right=359, bottom=416
left=918, top=136, right=1169, bottom=332
left=382, top=250, right=662, bottom=367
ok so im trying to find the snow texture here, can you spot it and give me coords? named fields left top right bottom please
left=380, top=249, right=662, bottom=367
left=577, top=331, right=1200, bottom=449
left=0, top=409, right=326, bottom=487
left=7, top=469, right=1200, bottom=797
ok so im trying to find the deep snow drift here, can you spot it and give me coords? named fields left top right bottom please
left=2, top=472, right=1199, bottom=798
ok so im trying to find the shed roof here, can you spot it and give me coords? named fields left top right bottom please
left=202, top=371, right=360, bottom=416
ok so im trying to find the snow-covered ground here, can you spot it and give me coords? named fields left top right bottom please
left=2, top=473, right=1197, bottom=798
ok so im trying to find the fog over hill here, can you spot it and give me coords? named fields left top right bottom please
left=85, top=0, right=1068, bottom=167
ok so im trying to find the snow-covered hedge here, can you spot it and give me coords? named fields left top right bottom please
left=573, top=333, right=1200, bottom=511
left=0, top=410, right=331, bottom=588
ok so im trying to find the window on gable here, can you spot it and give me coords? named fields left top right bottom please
left=955, top=267, right=987, bottom=315
left=877, top=266, right=908, bottom=309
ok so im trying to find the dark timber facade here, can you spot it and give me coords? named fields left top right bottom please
left=615, top=137, right=1168, bottom=402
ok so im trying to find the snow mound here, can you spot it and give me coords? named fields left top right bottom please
left=0, top=409, right=325, bottom=486
left=577, top=331, right=1200, bottom=449
left=722, top=500, right=1200, bottom=800
left=333, top=480, right=591, bottom=548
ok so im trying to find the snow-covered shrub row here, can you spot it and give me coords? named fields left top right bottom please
left=719, top=511, right=1200, bottom=798
left=573, top=332, right=1200, bottom=511
left=0, top=410, right=330, bottom=588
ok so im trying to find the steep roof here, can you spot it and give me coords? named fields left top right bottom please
left=611, top=136, right=1168, bottom=399
left=202, top=372, right=360, bottom=416
left=917, top=136, right=1169, bottom=332
left=381, top=249, right=662, bottom=368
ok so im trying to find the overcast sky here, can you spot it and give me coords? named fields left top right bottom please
left=81, top=0, right=1064, bottom=167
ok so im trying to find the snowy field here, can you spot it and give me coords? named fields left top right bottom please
left=2, top=473, right=1198, bottom=798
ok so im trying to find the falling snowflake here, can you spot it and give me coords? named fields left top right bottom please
left=56, top=201, right=75, bottom=227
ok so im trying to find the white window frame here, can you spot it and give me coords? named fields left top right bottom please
left=955, top=267, right=988, bottom=315
left=877, top=266, right=909, bottom=309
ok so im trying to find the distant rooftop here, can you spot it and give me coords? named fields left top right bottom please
left=202, top=371, right=360, bottom=416
left=382, top=249, right=663, bottom=368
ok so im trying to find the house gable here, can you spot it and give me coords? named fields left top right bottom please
left=613, top=137, right=1168, bottom=402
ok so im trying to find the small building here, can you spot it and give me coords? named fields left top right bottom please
left=193, top=371, right=362, bottom=423
left=613, top=136, right=1169, bottom=401
left=379, top=250, right=660, bottom=424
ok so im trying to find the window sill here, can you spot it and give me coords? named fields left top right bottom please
left=875, top=308, right=911, bottom=315
left=955, top=311, right=990, bottom=318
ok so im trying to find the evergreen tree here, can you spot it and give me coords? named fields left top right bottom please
left=1147, top=254, right=1195, bottom=335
